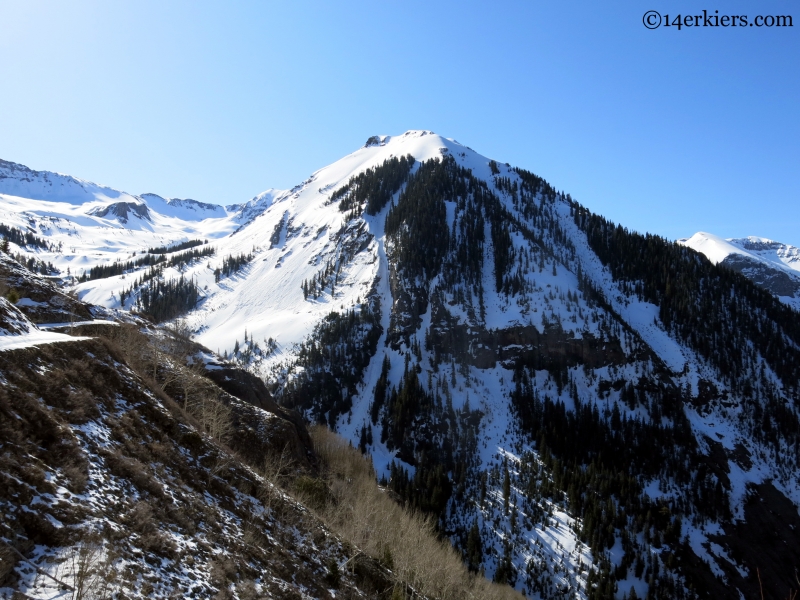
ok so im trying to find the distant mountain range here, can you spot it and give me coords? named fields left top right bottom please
left=680, top=232, right=800, bottom=310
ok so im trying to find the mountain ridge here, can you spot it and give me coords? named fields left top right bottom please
left=2, top=132, right=799, bottom=599
left=680, top=231, right=800, bottom=310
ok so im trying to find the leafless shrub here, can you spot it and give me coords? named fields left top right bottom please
left=0, top=544, right=18, bottom=587
left=195, top=395, right=233, bottom=444
left=209, top=555, right=238, bottom=588
left=292, top=476, right=329, bottom=511
left=262, top=444, right=296, bottom=488
left=62, top=459, right=89, bottom=494
left=165, top=318, right=195, bottom=359
left=310, top=426, right=524, bottom=600
left=124, top=502, right=176, bottom=558
left=213, top=588, right=235, bottom=600
left=236, top=579, right=261, bottom=600
left=242, top=520, right=270, bottom=551
left=255, top=445, right=293, bottom=508
left=63, top=388, right=99, bottom=424
left=104, top=450, right=163, bottom=498
left=126, top=501, right=156, bottom=535
left=146, top=440, right=174, bottom=463
left=101, top=323, right=151, bottom=376
left=19, top=462, right=48, bottom=490
left=57, top=536, right=116, bottom=600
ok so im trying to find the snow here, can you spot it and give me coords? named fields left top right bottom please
left=180, top=131, right=499, bottom=365
left=680, top=232, right=800, bottom=309
left=679, top=232, right=746, bottom=265
left=15, top=297, right=47, bottom=307
left=139, top=193, right=228, bottom=220
left=37, top=320, right=118, bottom=330
left=4, top=131, right=800, bottom=599
left=0, top=330, right=90, bottom=351
left=681, top=232, right=800, bottom=275
left=0, top=158, right=139, bottom=206
left=3, top=131, right=510, bottom=361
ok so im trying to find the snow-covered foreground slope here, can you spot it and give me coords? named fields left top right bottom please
left=3, top=133, right=800, bottom=599
left=680, top=231, right=800, bottom=310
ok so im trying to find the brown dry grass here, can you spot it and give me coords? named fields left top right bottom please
left=309, top=425, right=523, bottom=600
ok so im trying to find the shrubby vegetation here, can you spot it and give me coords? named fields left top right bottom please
left=310, top=426, right=524, bottom=600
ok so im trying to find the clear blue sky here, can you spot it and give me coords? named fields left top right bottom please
left=1, top=1, right=798, bottom=245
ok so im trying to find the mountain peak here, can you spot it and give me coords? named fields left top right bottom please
left=681, top=231, right=800, bottom=307
left=0, top=157, right=133, bottom=205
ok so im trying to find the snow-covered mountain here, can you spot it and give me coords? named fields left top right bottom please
left=0, top=159, right=258, bottom=288
left=0, top=159, right=142, bottom=206
left=680, top=232, right=800, bottom=310
left=2, top=132, right=800, bottom=600
left=0, top=251, right=522, bottom=600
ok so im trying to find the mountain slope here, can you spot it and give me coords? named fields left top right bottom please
left=2, top=133, right=799, bottom=599
left=0, top=258, right=521, bottom=600
left=0, top=288, right=350, bottom=599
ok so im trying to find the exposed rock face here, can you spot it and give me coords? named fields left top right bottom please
left=0, top=253, right=92, bottom=323
left=720, top=253, right=800, bottom=297
left=204, top=363, right=316, bottom=471
left=0, top=296, right=32, bottom=335
left=89, top=201, right=151, bottom=223
left=425, top=291, right=632, bottom=370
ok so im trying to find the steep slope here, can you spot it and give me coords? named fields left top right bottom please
left=0, top=334, right=351, bottom=599
left=680, top=232, right=800, bottom=310
left=0, top=275, right=345, bottom=598
left=0, top=257, right=524, bottom=600
left=175, top=133, right=796, bottom=600
left=3, top=133, right=799, bottom=599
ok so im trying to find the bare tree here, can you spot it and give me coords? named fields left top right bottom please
left=59, top=538, right=114, bottom=600
left=256, top=444, right=297, bottom=515
left=197, top=394, right=233, bottom=443
left=309, top=425, right=525, bottom=600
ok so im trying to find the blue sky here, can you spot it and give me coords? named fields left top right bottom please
left=1, top=1, right=798, bottom=245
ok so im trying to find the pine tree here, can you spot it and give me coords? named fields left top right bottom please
left=503, top=466, right=511, bottom=513
left=465, top=519, right=483, bottom=572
